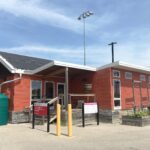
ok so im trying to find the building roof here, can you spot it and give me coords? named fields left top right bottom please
left=0, top=51, right=52, bottom=70
left=97, top=61, right=150, bottom=74
left=1, top=51, right=150, bottom=75
left=0, top=51, right=96, bottom=74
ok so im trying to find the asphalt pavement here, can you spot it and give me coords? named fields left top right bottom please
left=0, top=123, right=150, bottom=150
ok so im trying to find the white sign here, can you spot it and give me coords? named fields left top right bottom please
left=34, top=103, right=47, bottom=107
left=84, top=103, right=98, bottom=114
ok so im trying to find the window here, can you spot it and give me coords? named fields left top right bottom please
left=113, top=80, right=121, bottom=109
left=45, top=82, right=54, bottom=99
left=125, top=72, right=132, bottom=80
left=57, top=83, right=65, bottom=108
left=114, top=80, right=120, bottom=98
left=140, top=75, right=146, bottom=81
left=31, top=80, right=42, bottom=100
left=113, top=70, right=120, bottom=78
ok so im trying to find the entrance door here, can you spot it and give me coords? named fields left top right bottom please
left=57, top=83, right=65, bottom=107
left=113, top=80, right=121, bottom=110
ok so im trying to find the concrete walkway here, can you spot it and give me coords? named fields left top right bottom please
left=0, top=123, right=150, bottom=150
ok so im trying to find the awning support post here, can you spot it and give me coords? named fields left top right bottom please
left=65, top=67, right=69, bottom=110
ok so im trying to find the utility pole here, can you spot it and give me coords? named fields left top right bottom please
left=108, top=42, right=117, bottom=63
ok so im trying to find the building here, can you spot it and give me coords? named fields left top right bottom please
left=0, top=51, right=150, bottom=123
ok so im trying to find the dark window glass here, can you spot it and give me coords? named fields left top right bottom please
left=114, top=100, right=120, bottom=107
left=125, top=72, right=132, bottom=79
left=140, top=75, right=146, bottom=81
left=113, top=70, right=120, bottom=78
left=46, top=82, right=54, bottom=99
left=58, top=84, right=65, bottom=106
left=32, top=81, right=41, bottom=100
left=114, top=80, right=120, bottom=98
left=58, top=84, right=64, bottom=95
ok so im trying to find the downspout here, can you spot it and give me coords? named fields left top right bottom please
left=0, top=73, right=22, bottom=93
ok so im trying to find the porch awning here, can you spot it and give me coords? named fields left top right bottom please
left=32, top=61, right=96, bottom=77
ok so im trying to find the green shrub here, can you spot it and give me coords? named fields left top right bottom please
left=134, top=111, right=149, bottom=118
left=127, top=110, right=150, bottom=118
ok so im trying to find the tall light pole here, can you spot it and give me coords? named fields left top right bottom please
left=78, top=11, right=94, bottom=65
left=108, top=42, right=117, bottom=63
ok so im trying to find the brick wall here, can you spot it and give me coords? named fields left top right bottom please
left=2, top=67, right=149, bottom=113
left=93, top=68, right=113, bottom=110
left=69, top=72, right=94, bottom=93
left=13, top=74, right=31, bottom=111
left=13, top=74, right=65, bottom=112
left=111, top=68, right=150, bottom=110
left=69, top=72, right=95, bottom=107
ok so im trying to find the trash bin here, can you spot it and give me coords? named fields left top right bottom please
left=0, top=94, right=8, bottom=125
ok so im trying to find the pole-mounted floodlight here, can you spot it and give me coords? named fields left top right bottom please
left=108, top=42, right=117, bottom=63
left=78, top=11, right=94, bottom=65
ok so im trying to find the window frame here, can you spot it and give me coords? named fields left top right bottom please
left=113, top=70, right=120, bottom=78
left=57, top=82, right=65, bottom=107
left=125, top=72, right=132, bottom=80
left=113, top=79, right=121, bottom=110
left=140, top=74, right=146, bottom=81
left=44, top=81, right=55, bottom=100
left=30, top=80, right=42, bottom=102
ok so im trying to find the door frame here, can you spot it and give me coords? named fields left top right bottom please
left=44, top=81, right=55, bottom=100
left=57, top=82, right=65, bottom=107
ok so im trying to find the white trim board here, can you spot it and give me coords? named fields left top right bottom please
left=97, top=61, right=150, bottom=74
left=0, top=55, right=25, bottom=74
left=32, top=60, right=96, bottom=74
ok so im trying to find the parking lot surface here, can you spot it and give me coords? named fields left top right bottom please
left=0, top=123, right=150, bottom=150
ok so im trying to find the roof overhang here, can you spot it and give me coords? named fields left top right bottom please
left=0, top=55, right=96, bottom=75
left=31, top=60, right=96, bottom=75
left=97, top=61, right=150, bottom=74
left=2, top=53, right=150, bottom=76
left=0, top=55, right=25, bottom=74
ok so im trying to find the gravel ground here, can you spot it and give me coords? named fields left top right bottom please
left=0, top=123, right=150, bottom=150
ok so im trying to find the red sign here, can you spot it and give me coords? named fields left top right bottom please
left=34, top=103, right=47, bottom=116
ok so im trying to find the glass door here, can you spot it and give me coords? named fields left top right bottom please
left=57, top=83, right=65, bottom=107
left=113, top=80, right=121, bottom=109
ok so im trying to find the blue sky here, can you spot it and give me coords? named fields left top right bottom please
left=0, top=0, right=150, bottom=67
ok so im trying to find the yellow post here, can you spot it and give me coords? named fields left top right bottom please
left=56, top=104, right=61, bottom=136
left=68, top=104, right=72, bottom=137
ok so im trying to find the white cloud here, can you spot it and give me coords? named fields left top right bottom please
left=0, top=0, right=82, bottom=33
left=0, top=0, right=117, bottom=34
left=0, top=0, right=99, bottom=33
left=1, top=42, right=150, bottom=68
left=0, top=45, right=83, bottom=62
left=0, top=45, right=82, bottom=54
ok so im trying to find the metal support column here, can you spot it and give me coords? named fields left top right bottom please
left=65, top=67, right=69, bottom=109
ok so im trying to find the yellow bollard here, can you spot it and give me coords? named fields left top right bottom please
left=56, top=104, right=61, bottom=136
left=68, top=104, right=72, bottom=137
